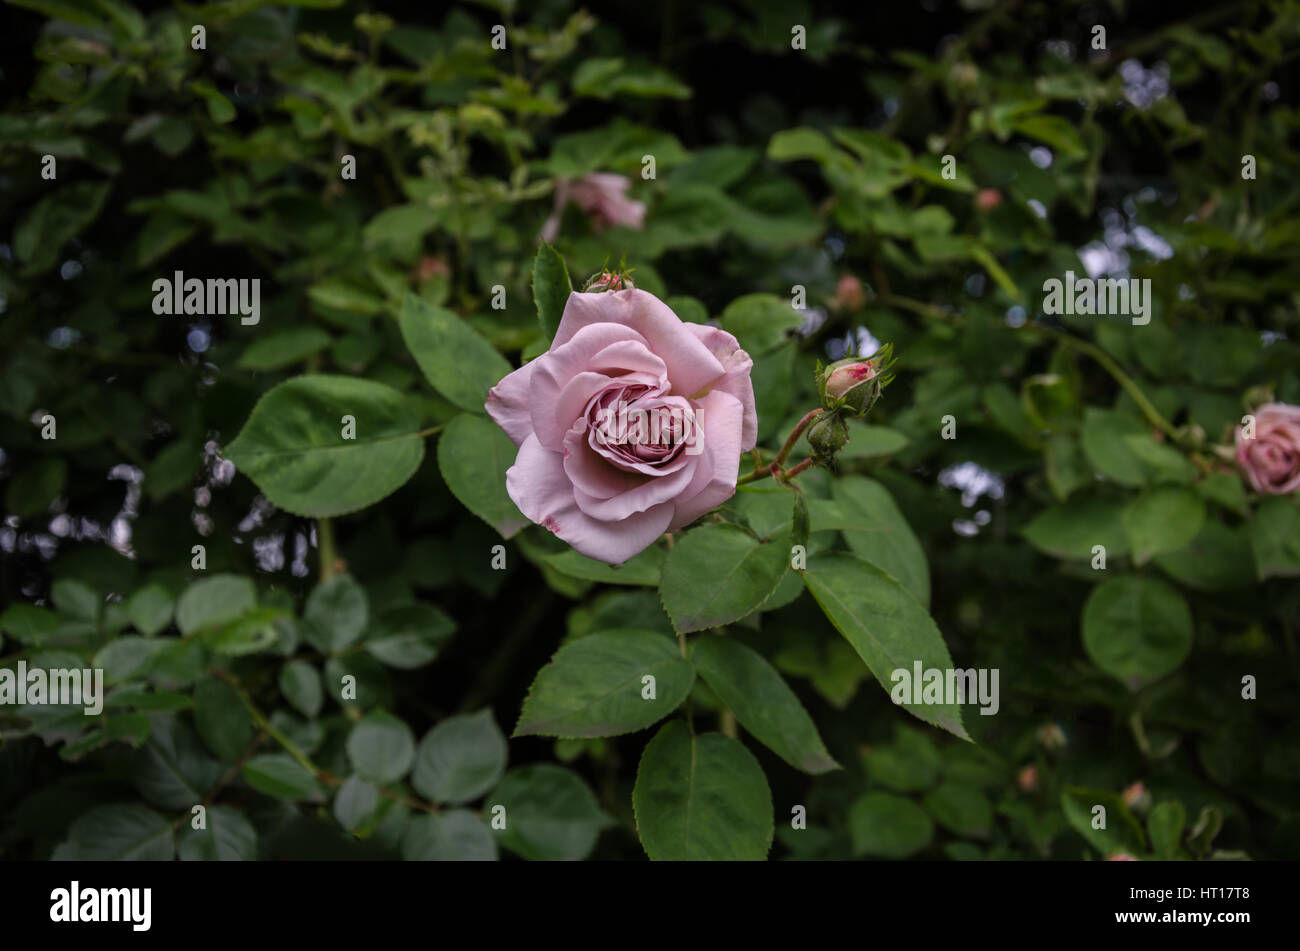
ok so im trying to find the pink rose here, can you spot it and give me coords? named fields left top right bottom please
left=828, top=274, right=866, bottom=313
left=486, top=288, right=757, bottom=564
left=539, top=173, right=646, bottom=243
left=1235, top=402, right=1300, bottom=494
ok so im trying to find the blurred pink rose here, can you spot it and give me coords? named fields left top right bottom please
left=1235, top=402, right=1300, bottom=494
left=540, top=173, right=646, bottom=243
left=829, top=274, right=866, bottom=312
left=486, top=288, right=757, bottom=564
left=1106, top=853, right=1139, bottom=861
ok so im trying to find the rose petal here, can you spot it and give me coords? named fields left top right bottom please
left=684, top=322, right=758, bottom=451
left=506, top=433, right=673, bottom=563
left=553, top=290, right=726, bottom=398
left=528, top=323, right=656, bottom=450
left=667, top=389, right=745, bottom=532
left=484, top=359, right=540, bottom=447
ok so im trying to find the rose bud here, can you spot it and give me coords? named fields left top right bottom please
left=1122, top=781, right=1150, bottom=812
left=805, top=413, right=849, bottom=461
left=828, top=274, right=866, bottom=313
left=1037, top=722, right=1067, bottom=751
left=583, top=270, right=634, bottom=293
left=975, top=188, right=1003, bottom=213
left=1017, top=765, right=1038, bottom=793
left=820, top=358, right=880, bottom=417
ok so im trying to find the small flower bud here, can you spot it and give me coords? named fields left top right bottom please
left=583, top=270, right=634, bottom=292
left=1122, top=782, right=1150, bottom=812
left=1037, top=722, right=1067, bottom=751
left=975, top=188, right=1003, bottom=213
left=1017, top=765, right=1038, bottom=793
left=828, top=274, right=866, bottom=313
left=806, top=413, right=849, bottom=460
left=821, top=358, right=880, bottom=417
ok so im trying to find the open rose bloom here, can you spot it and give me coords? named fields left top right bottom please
left=486, top=288, right=757, bottom=564
left=1235, top=402, right=1300, bottom=494
left=539, top=173, right=646, bottom=243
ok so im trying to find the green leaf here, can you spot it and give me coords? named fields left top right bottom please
left=436, top=413, right=527, bottom=538
left=1154, top=519, right=1255, bottom=591
left=1061, top=787, right=1146, bottom=856
left=515, top=631, right=694, bottom=738
left=412, top=709, right=508, bottom=805
left=802, top=553, right=968, bottom=739
left=365, top=604, right=456, bottom=668
left=224, top=374, right=425, bottom=518
left=1121, top=434, right=1197, bottom=485
left=0, top=603, right=59, bottom=644
left=1195, top=471, right=1248, bottom=515
left=849, top=792, right=934, bottom=858
left=237, top=328, right=332, bottom=371
left=303, top=573, right=368, bottom=652
left=176, top=574, right=255, bottom=636
left=532, top=240, right=571, bottom=341
left=4, top=456, right=65, bottom=517
left=543, top=545, right=665, bottom=586
left=922, top=781, right=993, bottom=837
left=191, top=81, right=235, bottom=123
left=131, top=717, right=223, bottom=809
left=633, top=720, right=773, bottom=861
left=862, top=725, right=941, bottom=792
left=1148, top=800, right=1186, bottom=858
left=94, top=636, right=167, bottom=683
left=201, top=608, right=285, bottom=656
left=403, top=810, right=497, bottom=861
left=1082, top=576, right=1193, bottom=685
left=1022, top=497, right=1130, bottom=560
left=242, top=753, right=322, bottom=800
left=572, top=58, right=691, bottom=100
left=52, top=578, right=100, bottom=621
left=333, top=775, right=379, bottom=831
left=398, top=294, right=513, bottom=414
left=13, top=181, right=110, bottom=274
left=691, top=634, right=838, bottom=774
left=125, top=583, right=174, bottom=636
left=719, top=294, right=804, bottom=355
left=660, top=524, right=790, bottom=633
left=838, top=424, right=909, bottom=460
left=279, top=659, right=323, bottom=718
left=59, top=804, right=174, bottom=860
left=1122, top=487, right=1205, bottom=565
left=490, top=764, right=607, bottom=860
left=1080, top=408, right=1149, bottom=487
left=194, top=674, right=253, bottom=761
left=177, top=804, right=257, bottom=860
left=347, top=710, right=415, bottom=784
left=1247, top=497, right=1300, bottom=580
left=818, top=476, right=930, bottom=606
